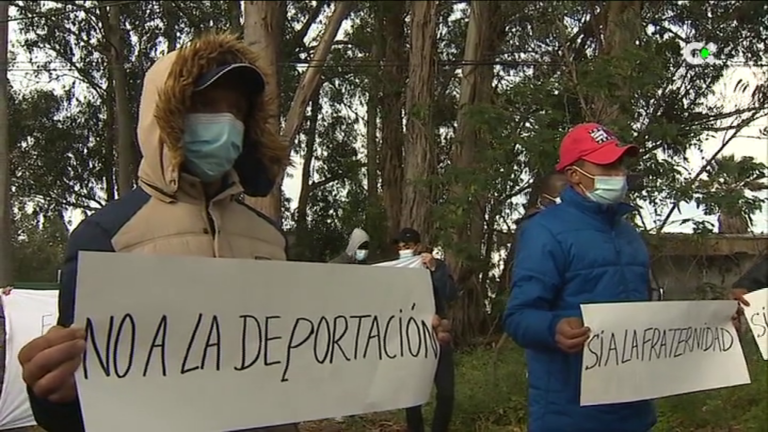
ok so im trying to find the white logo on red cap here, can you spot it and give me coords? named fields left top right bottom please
left=588, top=127, right=614, bottom=144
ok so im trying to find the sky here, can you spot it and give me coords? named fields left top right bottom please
left=6, top=14, right=768, bottom=234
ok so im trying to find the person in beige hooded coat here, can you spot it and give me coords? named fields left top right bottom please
left=17, top=33, right=297, bottom=432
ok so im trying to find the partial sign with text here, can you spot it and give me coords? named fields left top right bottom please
left=743, top=288, right=768, bottom=360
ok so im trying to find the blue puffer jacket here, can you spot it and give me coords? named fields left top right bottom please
left=504, top=186, right=656, bottom=432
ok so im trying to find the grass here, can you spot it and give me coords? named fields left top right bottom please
left=300, top=339, right=767, bottom=432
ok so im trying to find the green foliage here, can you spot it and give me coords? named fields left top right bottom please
left=4, top=2, right=768, bottom=340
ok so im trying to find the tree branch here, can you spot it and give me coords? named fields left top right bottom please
left=308, top=175, right=342, bottom=192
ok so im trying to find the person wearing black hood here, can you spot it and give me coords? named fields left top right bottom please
left=394, top=227, right=458, bottom=432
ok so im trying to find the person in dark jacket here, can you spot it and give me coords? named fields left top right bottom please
left=504, top=123, right=656, bottom=432
left=395, top=227, right=458, bottom=432
left=514, top=171, right=567, bottom=227
left=330, top=228, right=370, bottom=264
left=731, top=254, right=768, bottom=327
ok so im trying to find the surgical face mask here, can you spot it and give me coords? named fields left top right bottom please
left=354, top=249, right=368, bottom=261
left=575, top=167, right=628, bottom=205
left=398, top=249, right=414, bottom=259
left=183, top=113, right=245, bottom=182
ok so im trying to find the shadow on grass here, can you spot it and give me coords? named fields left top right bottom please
left=301, top=340, right=766, bottom=432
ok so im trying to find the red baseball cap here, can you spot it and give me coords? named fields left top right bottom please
left=555, top=123, right=639, bottom=171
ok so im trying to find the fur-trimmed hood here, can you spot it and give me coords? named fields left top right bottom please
left=137, top=33, right=290, bottom=200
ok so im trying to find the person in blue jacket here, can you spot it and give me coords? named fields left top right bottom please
left=504, top=123, right=657, bottom=432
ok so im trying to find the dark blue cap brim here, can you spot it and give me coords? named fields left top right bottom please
left=193, top=63, right=265, bottom=95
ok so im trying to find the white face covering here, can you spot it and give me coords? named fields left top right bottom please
left=398, top=249, right=415, bottom=259
left=354, top=249, right=368, bottom=261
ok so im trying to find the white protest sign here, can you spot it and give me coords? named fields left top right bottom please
left=74, top=252, right=439, bottom=432
left=743, top=288, right=768, bottom=360
left=373, top=256, right=423, bottom=268
left=580, top=300, right=751, bottom=406
left=0, top=289, right=59, bottom=430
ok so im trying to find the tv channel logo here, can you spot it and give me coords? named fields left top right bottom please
left=682, top=42, right=718, bottom=66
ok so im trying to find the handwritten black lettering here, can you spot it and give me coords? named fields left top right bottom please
left=200, top=315, right=221, bottom=371
left=584, top=324, right=736, bottom=371
left=313, top=316, right=332, bottom=364
left=330, top=315, right=351, bottom=362
left=234, top=315, right=262, bottom=371
left=81, top=306, right=440, bottom=382
left=749, top=306, right=768, bottom=338
left=83, top=316, right=114, bottom=379
left=180, top=313, right=204, bottom=374
left=264, top=315, right=282, bottom=367
left=142, top=315, right=168, bottom=377
left=281, top=317, right=315, bottom=382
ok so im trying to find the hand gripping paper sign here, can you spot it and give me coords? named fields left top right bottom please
left=742, top=288, right=768, bottom=360
left=579, top=300, right=751, bottom=406
left=74, top=252, right=440, bottom=432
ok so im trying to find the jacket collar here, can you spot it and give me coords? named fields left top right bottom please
left=560, top=186, right=636, bottom=222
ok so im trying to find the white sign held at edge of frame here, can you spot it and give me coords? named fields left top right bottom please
left=74, top=252, right=440, bottom=432
left=742, top=288, right=768, bottom=361
left=0, top=289, right=59, bottom=430
left=580, top=300, right=751, bottom=406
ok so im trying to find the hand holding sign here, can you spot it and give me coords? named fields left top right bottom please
left=19, top=326, right=86, bottom=403
left=742, top=288, right=768, bottom=360
left=420, top=253, right=437, bottom=271
left=730, top=288, right=751, bottom=331
left=555, top=317, right=590, bottom=353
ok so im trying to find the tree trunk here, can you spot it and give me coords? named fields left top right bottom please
left=590, top=1, right=643, bottom=125
left=101, top=2, right=136, bottom=196
left=401, top=0, right=438, bottom=241
left=104, top=74, right=117, bottom=202
left=294, top=90, right=322, bottom=239
left=445, top=0, right=504, bottom=344
left=162, top=2, right=179, bottom=51
left=228, top=0, right=243, bottom=34
left=282, top=1, right=354, bottom=146
left=0, top=0, right=10, bottom=288
left=243, top=1, right=286, bottom=223
left=0, top=0, right=10, bottom=404
left=378, top=2, right=406, bottom=241
left=365, top=22, right=382, bottom=231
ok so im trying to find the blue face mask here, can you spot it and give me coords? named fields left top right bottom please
left=587, top=176, right=628, bottom=205
left=183, top=113, right=245, bottom=182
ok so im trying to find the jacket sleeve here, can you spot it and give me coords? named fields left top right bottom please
left=28, top=218, right=115, bottom=432
left=733, top=255, right=768, bottom=292
left=430, top=260, right=458, bottom=304
left=503, top=220, right=566, bottom=351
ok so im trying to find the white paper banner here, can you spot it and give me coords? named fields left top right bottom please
left=743, top=288, right=768, bottom=361
left=0, top=289, right=59, bottom=430
left=373, top=256, right=423, bottom=268
left=75, top=252, right=439, bottom=432
left=580, top=300, right=751, bottom=406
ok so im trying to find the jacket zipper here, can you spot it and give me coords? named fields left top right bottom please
left=205, top=197, right=216, bottom=239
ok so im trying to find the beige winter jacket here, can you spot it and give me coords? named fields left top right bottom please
left=28, top=33, right=298, bottom=432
